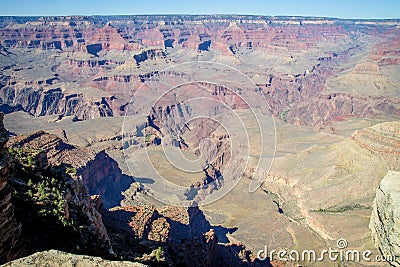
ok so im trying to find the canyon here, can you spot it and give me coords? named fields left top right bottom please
left=0, top=14, right=399, bottom=266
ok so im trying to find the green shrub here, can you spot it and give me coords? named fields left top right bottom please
left=65, top=167, right=77, bottom=175
left=155, top=246, right=163, bottom=261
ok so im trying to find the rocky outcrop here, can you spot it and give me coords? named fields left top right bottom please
left=2, top=249, right=146, bottom=267
left=0, top=113, right=22, bottom=264
left=6, top=130, right=114, bottom=259
left=133, top=49, right=166, bottom=66
left=76, top=151, right=133, bottom=209
left=370, top=171, right=400, bottom=267
left=8, top=130, right=133, bottom=209
left=352, top=121, right=400, bottom=154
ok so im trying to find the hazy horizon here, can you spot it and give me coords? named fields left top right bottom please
left=1, top=0, right=399, bottom=19
left=0, top=14, right=399, bottom=20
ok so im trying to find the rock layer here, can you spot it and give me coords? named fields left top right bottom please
left=352, top=121, right=400, bottom=154
left=1, top=15, right=399, bottom=127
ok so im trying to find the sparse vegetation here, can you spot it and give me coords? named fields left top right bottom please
left=8, top=146, right=41, bottom=167
left=26, top=174, right=72, bottom=227
left=9, top=146, right=73, bottom=227
left=65, top=166, right=77, bottom=175
left=312, top=204, right=370, bottom=213
left=155, top=246, right=163, bottom=261
left=280, top=109, right=290, bottom=123
left=145, top=134, right=152, bottom=143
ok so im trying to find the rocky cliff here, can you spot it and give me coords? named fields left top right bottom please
left=0, top=86, right=115, bottom=120
left=0, top=118, right=115, bottom=262
left=8, top=130, right=133, bottom=209
left=286, top=93, right=400, bottom=128
left=370, top=171, right=400, bottom=267
left=0, top=113, right=21, bottom=264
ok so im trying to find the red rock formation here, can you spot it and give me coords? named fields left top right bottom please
left=9, top=130, right=133, bottom=208
left=89, top=24, right=126, bottom=51
left=369, top=33, right=400, bottom=66
left=101, top=204, right=263, bottom=266
left=0, top=16, right=350, bottom=55
left=0, top=15, right=398, bottom=128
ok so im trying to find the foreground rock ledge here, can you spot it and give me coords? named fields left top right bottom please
left=370, top=171, right=400, bottom=267
left=1, top=250, right=147, bottom=267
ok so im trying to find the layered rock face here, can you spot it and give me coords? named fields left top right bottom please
left=370, top=171, right=400, bottom=267
left=0, top=86, right=115, bottom=121
left=0, top=113, right=21, bottom=264
left=1, top=14, right=400, bottom=266
left=0, top=16, right=349, bottom=53
left=352, top=121, right=400, bottom=154
left=1, top=15, right=399, bottom=127
left=1, top=119, right=258, bottom=266
left=287, top=93, right=400, bottom=128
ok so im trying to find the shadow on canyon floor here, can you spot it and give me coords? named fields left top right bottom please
left=102, top=205, right=273, bottom=266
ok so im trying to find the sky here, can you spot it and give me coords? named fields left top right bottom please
left=1, top=0, right=399, bottom=19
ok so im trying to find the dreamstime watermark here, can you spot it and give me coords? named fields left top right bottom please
left=257, top=238, right=398, bottom=264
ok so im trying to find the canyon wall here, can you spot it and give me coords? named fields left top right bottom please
left=0, top=86, right=115, bottom=120
left=1, top=15, right=399, bottom=127
left=0, top=113, right=21, bottom=264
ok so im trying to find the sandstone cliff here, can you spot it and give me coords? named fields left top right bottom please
left=370, top=170, right=400, bottom=267
left=0, top=86, right=115, bottom=120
